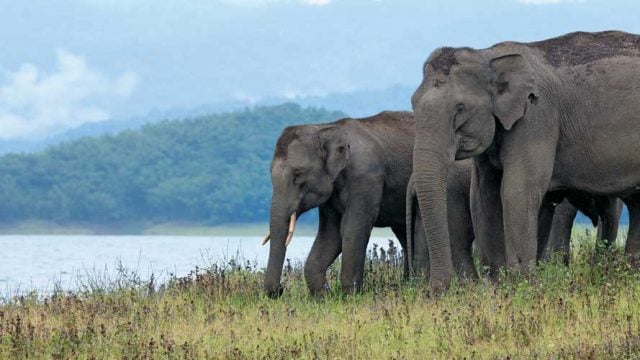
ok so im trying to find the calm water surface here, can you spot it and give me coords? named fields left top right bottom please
left=0, top=235, right=398, bottom=294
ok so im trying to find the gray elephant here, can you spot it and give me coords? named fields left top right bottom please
left=263, top=111, right=475, bottom=298
left=411, top=30, right=640, bottom=290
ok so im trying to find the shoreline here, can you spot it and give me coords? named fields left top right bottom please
left=0, top=220, right=398, bottom=238
left=0, top=220, right=613, bottom=239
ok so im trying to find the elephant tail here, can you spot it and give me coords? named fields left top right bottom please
left=406, top=174, right=417, bottom=277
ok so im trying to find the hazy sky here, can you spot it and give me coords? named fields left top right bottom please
left=1, top=0, right=639, bottom=139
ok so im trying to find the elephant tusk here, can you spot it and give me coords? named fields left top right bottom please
left=261, top=232, right=271, bottom=246
left=285, top=212, right=297, bottom=247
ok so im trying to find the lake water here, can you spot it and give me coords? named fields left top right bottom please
left=0, top=235, right=399, bottom=295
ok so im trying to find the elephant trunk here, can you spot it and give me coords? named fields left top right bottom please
left=413, top=120, right=455, bottom=291
left=405, top=175, right=416, bottom=277
left=264, top=198, right=294, bottom=298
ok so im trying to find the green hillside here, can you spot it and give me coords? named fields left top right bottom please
left=0, top=104, right=344, bottom=228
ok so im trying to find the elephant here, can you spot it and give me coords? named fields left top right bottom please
left=539, top=193, right=623, bottom=264
left=410, top=30, right=640, bottom=290
left=262, top=111, right=476, bottom=298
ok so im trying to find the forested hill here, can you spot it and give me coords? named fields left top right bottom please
left=0, top=104, right=344, bottom=226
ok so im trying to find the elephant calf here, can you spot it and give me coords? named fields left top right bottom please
left=540, top=193, right=623, bottom=264
left=263, top=111, right=475, bottom=298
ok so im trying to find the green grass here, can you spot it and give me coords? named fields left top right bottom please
left=2, top=233, right=640, bottom=358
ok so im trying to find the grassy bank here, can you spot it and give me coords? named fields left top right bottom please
left=2, top=234, right=640, bottom=358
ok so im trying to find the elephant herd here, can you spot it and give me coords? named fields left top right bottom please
left=263, top=30, right=640, bottom=297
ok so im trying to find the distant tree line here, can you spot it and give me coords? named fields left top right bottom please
left=0, top=104, right=344, bottom=225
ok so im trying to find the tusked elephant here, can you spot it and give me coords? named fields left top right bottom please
left=262, top=111, right=475, bottom=298
left=411, top=30, right=640, bottom=290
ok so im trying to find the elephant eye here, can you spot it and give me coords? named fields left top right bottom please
left=293, top=171, right=303, bottom=184
left=496, top=81, right=509, bottom=95
left=454, top=103, right=467, bottom=129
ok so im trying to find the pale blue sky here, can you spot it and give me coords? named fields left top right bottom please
left=1, top=0, right=639, bottom=139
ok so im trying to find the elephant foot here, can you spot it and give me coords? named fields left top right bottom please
left=507, top=257, right=536, bottom=276
left=627, top=253, right=640, bottom=269
left=265, top=284, right=284, bottom=299
left=478, top=258, right=505, bottom=282
left=402, top=269, right=410, bottom=281
left=455, top=262, right=478, bottom=282
left=340, top=280, right=363, bottom=295
left=541, top=250, right=570, bottom=266
left=305, top=272, right=332, bottom=297
left=456, top=269, right=478, bottom=282
left=428, top=273, right=452, bottom=294
left=560, top=253, right=570, bottom=266
left=595, top=239, right=613, bottom=254
left=308, top=282, right=332, bottom=300
left=625, top=240, right=640, bottom=268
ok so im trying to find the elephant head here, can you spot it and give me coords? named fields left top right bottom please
left=411, top=47, right=538, bottom=289
left=263, top=124, right=350, bottom=298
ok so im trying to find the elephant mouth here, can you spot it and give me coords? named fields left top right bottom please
left=262, top=197, right=324, bottom=248
left=456, top=137, right=483, bottom=159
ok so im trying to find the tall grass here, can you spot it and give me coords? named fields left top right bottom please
left=1, top=234, right=640, bottom=358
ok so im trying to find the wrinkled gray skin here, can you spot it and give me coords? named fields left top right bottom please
left=405, top=170, right=476, bottom=280
left=540, top=193, right=623, bottom=264
left=411, top=31, right=640, bottom=290
left=264, top=111, right=476, bottom=298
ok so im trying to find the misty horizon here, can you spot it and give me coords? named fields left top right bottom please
left=2, top=0, right=640, bottom=141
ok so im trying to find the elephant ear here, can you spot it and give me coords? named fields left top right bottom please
left=318, top=126, right=350, bottom=181
left=489, top=54, right=538, bottom=130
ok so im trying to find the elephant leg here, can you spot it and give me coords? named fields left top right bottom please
left=623, top=194, right=640, bottom=263
left=498, top=116, right=558, bottom=273
left=411, top=211, right=430, bottom=277
left=404, top=176, right=429, bottom=278
left=595, top=196, right=623, bottom=248
left=544, top=199, right=577, bottom=265
left=447, top=186, right=477, bottom=280
left=339, top=181, right=382, bottom=294
left=470, top=155, right=505, bottom=278
left=391, top=226, right=409, bottom=279
left=501, top=169, right=554, bottom=272
left=536, top=196, right=559, bottom=262
left=502, top=183, right=549, bottom=271
left=304, top=206, right=342, bottom=298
